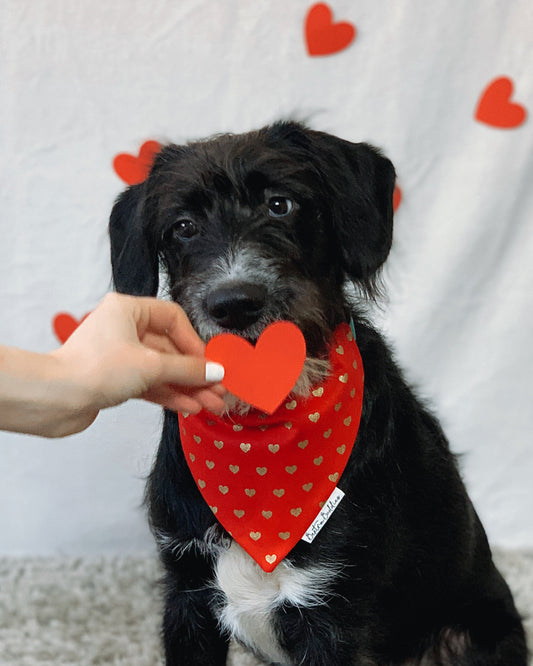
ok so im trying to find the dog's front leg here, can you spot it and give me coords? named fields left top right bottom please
left=276, top=601, right=362, bottom=666
left=161, top=553, right=229, bottom=666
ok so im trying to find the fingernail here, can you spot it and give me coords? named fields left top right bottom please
left=205, top=362, right=225, bottom=383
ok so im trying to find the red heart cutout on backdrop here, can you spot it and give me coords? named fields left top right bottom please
left=113, top=140, right=162, bottom=185
left=393, top=185, right=402, bottom=213
left=305, top=3, right=356, bottom=57
left=53, top=312, right=90, bottom=344
left=205, top=322, right=307, bottom=414
left=475, top=77, right=527, bottom=129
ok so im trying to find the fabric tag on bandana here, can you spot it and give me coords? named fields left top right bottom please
left=301, top=486, right=345, bottom=543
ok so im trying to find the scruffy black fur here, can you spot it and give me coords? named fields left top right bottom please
left=109, top=122, right=527, bottom=665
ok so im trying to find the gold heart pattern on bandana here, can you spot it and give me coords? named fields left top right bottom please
left=178, top=323, right=364, bottom=572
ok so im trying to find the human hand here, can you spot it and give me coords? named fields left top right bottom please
left=50, top=293, right=226, bottom=432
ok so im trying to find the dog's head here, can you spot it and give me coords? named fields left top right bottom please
left=110, top=122, right=395, bottom=362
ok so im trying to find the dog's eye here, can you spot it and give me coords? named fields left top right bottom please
left=268, top=196, right=293, bottom=218
left=172, top=218, right=199, bottom=240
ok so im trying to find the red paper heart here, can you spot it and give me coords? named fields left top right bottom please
left=205, top=322, right=307, bottom=414
left=113, top=140, right=162, bottom=185
left=52, top=312, right=90, bottom=344
left=305, top=3, right=356, bottom=57
left=393, top=185, right=402, bottom=213
left=475, top=77, right=527, bottom=129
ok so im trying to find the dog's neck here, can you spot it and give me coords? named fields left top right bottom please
left=223, top=317, right=355, bottom=416
left=224, top=355, right=331, bottom=416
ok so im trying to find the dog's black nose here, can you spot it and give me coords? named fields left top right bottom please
left=206, top=282, right=267, bottom=330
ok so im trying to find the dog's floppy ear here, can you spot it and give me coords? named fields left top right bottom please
left=267, top=122, right=395, bottom=283
left=312, top=131, right=396, bottom=282
left=109, top=183, right=159, bottom=296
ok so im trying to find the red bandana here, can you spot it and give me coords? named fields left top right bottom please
left=178, top=323, right=364, bottom=572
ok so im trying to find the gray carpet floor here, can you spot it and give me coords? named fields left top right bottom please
left=0, top=550, right=531, bottom=665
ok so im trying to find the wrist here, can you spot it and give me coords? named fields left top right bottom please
left=45, top=349, right=100, bottom=436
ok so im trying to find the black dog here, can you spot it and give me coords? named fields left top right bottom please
left=109, top=122, right=527, bottom=665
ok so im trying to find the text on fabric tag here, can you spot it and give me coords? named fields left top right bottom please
left=301, top=486, right=345, bottom=543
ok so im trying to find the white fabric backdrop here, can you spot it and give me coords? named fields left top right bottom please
left=1, top=0, right=531, bottom=555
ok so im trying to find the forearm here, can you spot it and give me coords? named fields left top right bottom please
left=0, top=345, right=96, bottom=438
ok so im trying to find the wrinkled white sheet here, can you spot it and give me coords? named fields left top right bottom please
left=0, top=0, right=531, bottom=554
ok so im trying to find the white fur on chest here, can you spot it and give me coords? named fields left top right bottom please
left=213, top=542, right=337, bottom=665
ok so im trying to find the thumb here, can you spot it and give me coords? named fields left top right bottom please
left=154, top=352, right=225, bottom=388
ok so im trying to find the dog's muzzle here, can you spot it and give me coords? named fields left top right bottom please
left=205, top=281, right=267, bottom=331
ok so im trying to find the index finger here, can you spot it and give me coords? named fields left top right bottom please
left=136, top=298, right=206, bottom=357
